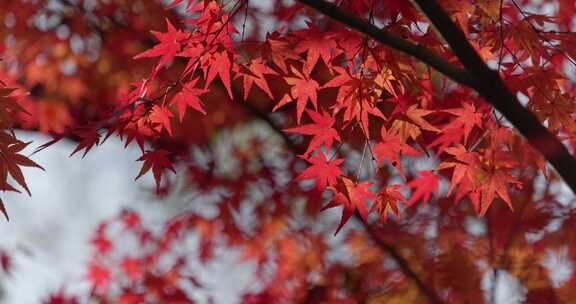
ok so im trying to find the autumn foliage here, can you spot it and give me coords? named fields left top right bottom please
left=1, top=0, right=576, bottom=302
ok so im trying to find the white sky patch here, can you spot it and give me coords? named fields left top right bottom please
left=465, top=216, right=486, bottom=237
left=482, top=269, right=527, bottom=304
left=0, top=132, right=255, bottom=304
left=0, top=132, right=158, bottom=303
left=542, top=246, right=573, bottom=288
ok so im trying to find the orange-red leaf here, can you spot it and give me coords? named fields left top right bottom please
left=407, top=170, right=440, bottom=206
left=149, top=105, right=174, bottom=136
left=297, top=152, right=343, bottom=190
left=284, top=109, right=340, bottom=158
left=204, top=51, right=233, bottom=99
left=134, top=19, right=187, bottom=77
left=273, top=66, right=319, bottom=123
left=171, top=79, right=208, bottom=121
left=323, top=177, right=375, bottom=235
left=371, top=185, right=406, bottom=221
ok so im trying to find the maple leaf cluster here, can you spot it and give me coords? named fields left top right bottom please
left=0, top=0, right=576, bottom=302
left=0, top=0, right=569, bottom=231
left=0, top=82, right=43, bottom=219
left=115, top=0, right=553, bottom=233
left=85, top=210, right=204, bottom=303
left=39, top=123, right=576, bottom=303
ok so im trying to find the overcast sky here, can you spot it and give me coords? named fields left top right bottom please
left=0, top=132, right=256, bottom=303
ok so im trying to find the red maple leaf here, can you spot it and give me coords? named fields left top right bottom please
left=403, top=104, right=440, bottom=133
left=0, top=251, right=10, bottom=275
left=406, top=170, right=440, bottom=206
left=373, top=126, right=421, bottom=178
left=323, top=177, right=375, bottom=235
left=284, top=109, right=340, bottom=158
left=430, top=103, right=484, bottom=149
left=133, top=19, right=187, bottom=77
left=477, top=170, right=521, bottom=216
left=87, top=262, right=111, bottom=294
left=91, top=226, right=113, bottom=256
left=238, top=58, right=277, bottom=100
left=120, top=210, right=142, bottom=230
left=265, top=34, right=300, bottom=74
left=203, top=51, right=233, bottom=99
left=439, top=144, right=522, bottom=215
left=323, top=66, right=386, bottom=138
left=0, top=138, right=44, bottom=198
left=135, top=150, right=176, bottom=192
left=118, top=292, right=145, bottom=304
left=297, top=152, right=343, bottom=190
left=371, top=185, right=406, bottom=221
left=45, top=291, right=78, bottom=304
left=294, top=22, right=337, bottom=71
left=171, top=78, right=208, bottom=121
left=343, top=178, right=375, bottom=223
left=70, top=128, right=101, bottom=158
left=149, top=105, right=174, bottom=136
left=442, top=103, right=484, bottom=142
left=437, top=145, right=481, bottom=198
left=273, top=66, right=319, bottom=123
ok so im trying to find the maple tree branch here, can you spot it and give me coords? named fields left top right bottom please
left=240, top=99, right=306, bottom=156
left=298, top=0, right=576, bottom=195
left=359, top=215, right=444, bottom=304
left=295, top=0, right=476, bottom=88
left=411, top=0, right=576, bottom=195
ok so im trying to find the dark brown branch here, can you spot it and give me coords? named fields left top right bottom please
left=298, top=0, right=576, bottom=195
left=296, top=0, right=477, bottom=88
left=411, top=0, right=576, bottom=195
left=239, top=97, right=306, bottom=155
